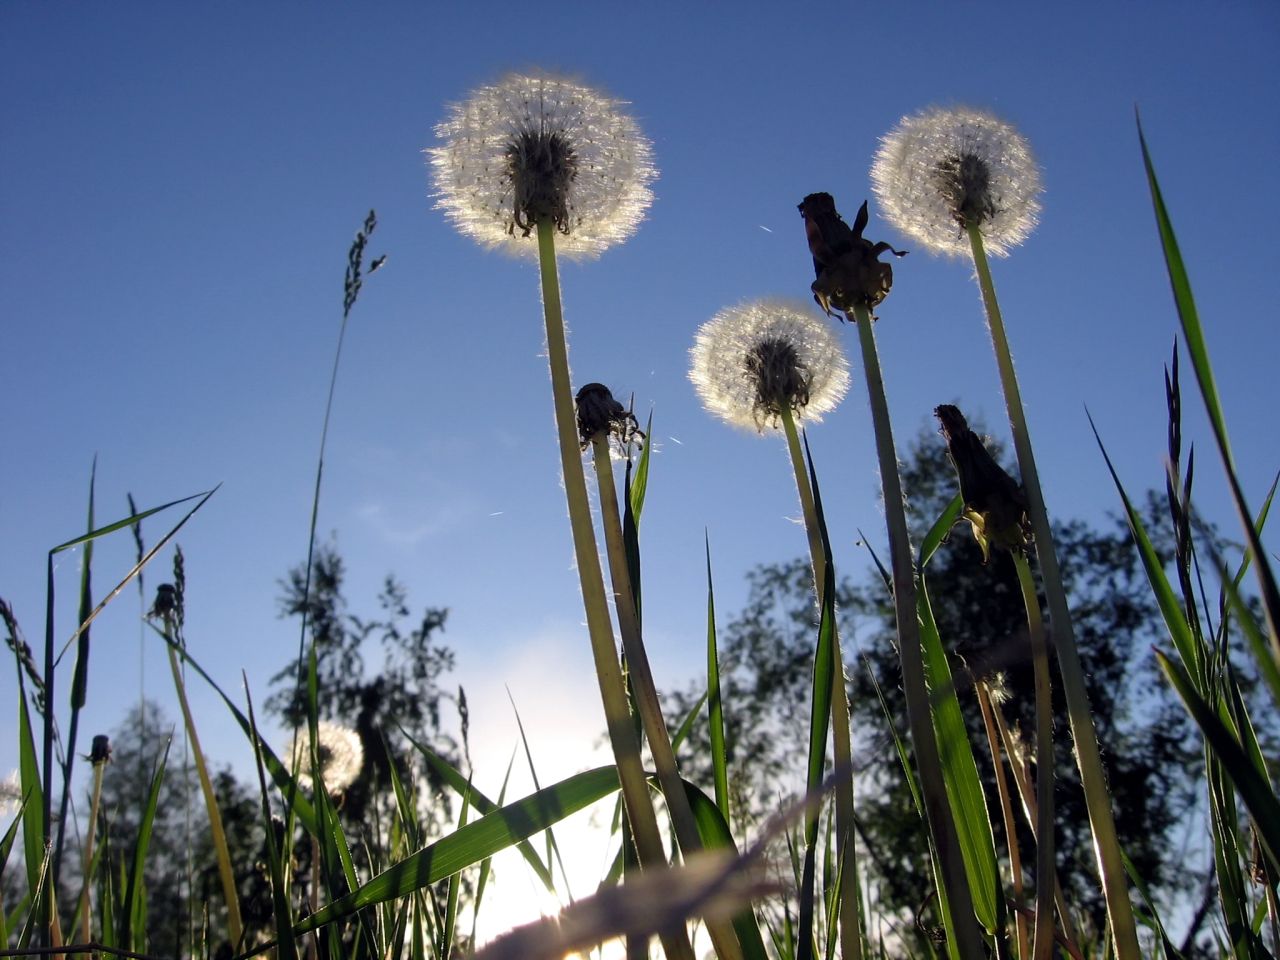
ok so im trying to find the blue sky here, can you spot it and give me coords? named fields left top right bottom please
left=2, top=1, right=1278, bottom=920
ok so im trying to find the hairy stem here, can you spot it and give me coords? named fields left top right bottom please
left=849, top=301, right=986, bottom=958
left=779, top=404, right=863, bottom=960
left=976, top=681, right=1029, bottom=960
left=968, top=223, right=1139, bottom=959
left=535, top=219, right=694, bottom=960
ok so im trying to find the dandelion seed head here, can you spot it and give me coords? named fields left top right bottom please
left=871, top=106, right=1042, bottom=258
left=690, top=299, right=850, bottom=433
left=284, top=721, right=364, bottom=795
left=0, top=769, right=20, bottom=821
left=429, top=72, right=656, bottom=260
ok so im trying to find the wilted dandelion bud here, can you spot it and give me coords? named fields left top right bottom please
left=871, top=106, right=1042, bottom=257
left=935, top=404, right=1031, bottom=562
left=575, top=382, right=644, bottom=452
left=429, top=72, right=656, bottom=259
left=284, top=721, right=364, bottom=796
left=148, top=583, right=178, bottom=622
left=690, top=299, right=849, bottom=432
left=797, top=193, right=906, bottom=317
left=89, top=734, right=112, bottom=765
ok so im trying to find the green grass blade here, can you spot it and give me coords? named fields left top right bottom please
left=293, top=766, right=622, bottom=934
left=246, top=678, right=299, bottom=960
left=1122, top=851, right=1185, bottom=959
left=470, top=752, right=514, bottom=950
left=17, top=686, right=44, bottom=905
left=154, top=624, right=318, bottom=832
left=0, top=794, right=26, bottom=945
left=402, top=727, right=555, bottom=893
left=1139, top=119, right=1280, bottom=661
left=705, top=533, right=730, bottom=824
left=121, top=736, right=171, bottom=953
left=864, top=658, right=922, bottom=817
left=628, top=410, right=654, bottom=525
left=915, top=579, right=1002, bottom=935
left=1155, top=649, right=1280, bottom=870
left=918, top=494, right=963, bottom=570
left=671, top=689, right=709, bottom=754
left=440, top=785, right=470, bottom=959
left=681, top=780, right=769, bottom=960
left=1091, top=415, right=1205, bottom=678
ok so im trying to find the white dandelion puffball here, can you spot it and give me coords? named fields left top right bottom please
left=284, top=721, right=364, bottom=795
left=429, top=72, right=656, bottom=259
left=690, top=299, right=850, bottom=432
left=871, top=106, right=1042, bottom=258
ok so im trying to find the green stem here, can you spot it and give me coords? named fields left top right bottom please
left=976, top=682, right=1029, bottom=960
left=535, top=219, right=694, bottom=960
left=590, top=435, right=744, bottom=960
left=778, top=404, right=862, bottom=960
left=166, top=638, right=243, bottom=947
left=1012, top=553, right=1057, bottom=960
left=968, top=223, right=1140, bottom=959
left=848, top=301, right=987, bottom=959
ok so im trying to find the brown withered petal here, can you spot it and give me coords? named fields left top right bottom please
left=935, top=404, right=1031, bottom=561
left=575, top=382, right=644, bottom=452
left=797, top=193, right=906, bottom=318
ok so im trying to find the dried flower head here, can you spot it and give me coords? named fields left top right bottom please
left=871, top=106, right=1042, bottom=257
left=575, top=382, right=644, bottom=452
left=429, top=72, right=656, bottom=259
left=690, top=299, right=849, bottom=432
left=89, top=734, right=112, bottom=765
left=935, top=404, right=1031, bottom=561
left=284, top=721, right=364, bottom=796
left=797, top=194, right=906, bottom=317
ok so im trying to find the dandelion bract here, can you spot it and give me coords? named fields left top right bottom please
left=871, top=106, right=1042, bottom=257
left=690, top=299, right=849, bottom=432
left=429, top=72, right=656, bottom=259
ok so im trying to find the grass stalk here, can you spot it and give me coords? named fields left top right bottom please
left=77, top=754, right=106, bottom=945
left=975, top=681, right=1029, bottom=960
left=967, top=222, right=1140, bottom=959
left=777, top=405, right=862, bottom=960
left=848, top=300, right=986, bottom=958
left=1011, top=553, right=1056, bottom=960
left=535, top=218, right=695, bottom=960
left=164, top=640, right=243, bottom=946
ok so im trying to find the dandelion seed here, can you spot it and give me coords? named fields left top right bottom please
left=284, top=721, right=364, bottom=795
left=690, top=299, right=849, bottom=432
left=429, top=72, right=656, bottom=259
left=871, top=106, right=1042, bottom=257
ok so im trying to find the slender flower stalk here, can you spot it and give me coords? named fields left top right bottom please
left=797, top=193, right=986, bottom=956
left=934, top=403, right=1055, bottom=957
left=578, top=386, right=744, bottom=960
left=78, top=736, right=110, bottom=945
left=689, top=298, right=860, bottom=960
left=873, top=108, right=1139, bottom=958
left=432, top=74, right=691, bottom=960
left=975, top=681, right=1030, bottom=960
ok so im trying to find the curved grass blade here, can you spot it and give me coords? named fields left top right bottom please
left=1139, top=119, right=1280, bottom=663
left=403, top=727, right=555, bottom=893
left=1155, top=649, right=1280, bottom=871
left=705, top=533, right=730, bottom=823
left=121, top=736, right=171, bottom=953
left=293, top=766, right=623, bottom=935
left=246, top=678, right=298, bottom=960
left=671, top=689, right=709, bottom=754
left=919, top=494, right=963, bottom=571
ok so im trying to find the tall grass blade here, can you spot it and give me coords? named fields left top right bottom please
left=440, top=785, right=470, bottom=960
left=246, top=677, right=299, bottom=960
left=705, top=534, right=730, bottom=823
left=1138, top=120, right=1280, bottom=662
left=17, top=681, right=45, bottom=910
left=509, top=694, right=575, bottom=895
left=1155, top=650, right=1280, bottom=870
left=671, top=689, right=709, bottom=754
left=121, top=736, right=171, bottom=953
left=293, top=766, right=623, bottom=934
left=470, top=753, right=515, bottom=950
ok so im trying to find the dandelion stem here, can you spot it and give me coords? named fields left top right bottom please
left=78, top=757, right=106, bottom=945
left=778, top=404, right=862, bottom=960
left=975, top=681, right=1029, bottom=960
left=1011, top=552, right=1056, bottom=960
left=590, top=434, right=745, bottom=960
left=848, top=301, right=986, bottom=958
left=535, top=219, right=695, bottom=960
left=967, top=223, right=1140, bottom=959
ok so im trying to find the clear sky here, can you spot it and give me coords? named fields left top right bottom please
left=2, top=0, right=1278, bottom=940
